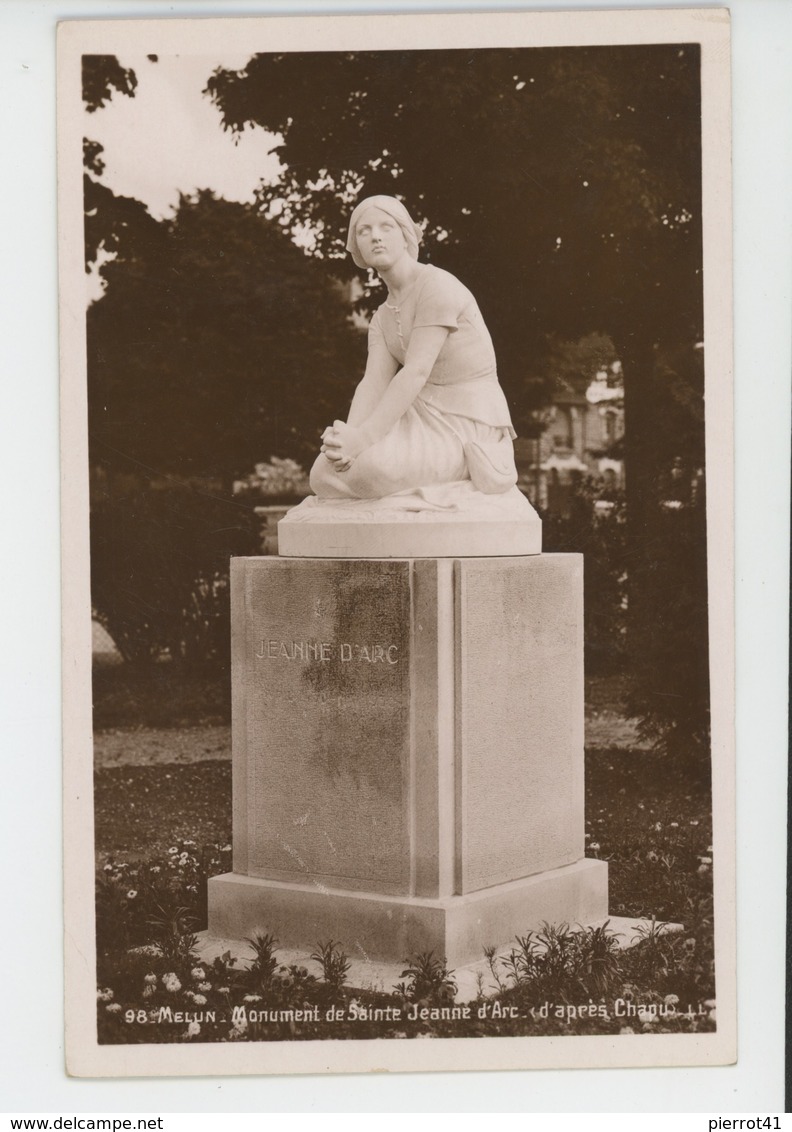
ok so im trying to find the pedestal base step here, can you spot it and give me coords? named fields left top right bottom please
left=207, top=857, right=608, bottom=970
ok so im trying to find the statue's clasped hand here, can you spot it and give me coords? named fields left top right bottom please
left=321, top=420, right=369, bottom=472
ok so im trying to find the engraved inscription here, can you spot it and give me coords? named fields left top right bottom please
left=255, top=639, right=399, bottom=664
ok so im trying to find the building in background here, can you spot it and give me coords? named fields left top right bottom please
left=516, top=363, right=624, bottom=516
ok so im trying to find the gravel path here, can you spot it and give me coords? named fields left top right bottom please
left=94, top=725, right=231, bottom=768
left=93, top=712, right=646, bottom=768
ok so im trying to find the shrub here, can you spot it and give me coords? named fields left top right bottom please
left=541, top=479, right=628, bottom=674
left=624, top=498, right=710, bottom=777
left=542, top=476, right=710, bottom=773
left=91, top=482, right=260, bottom=671
left=232, top=457, right=310, bottom=505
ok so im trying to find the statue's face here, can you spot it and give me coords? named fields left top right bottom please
left=355, top=207, right=408, bottom=270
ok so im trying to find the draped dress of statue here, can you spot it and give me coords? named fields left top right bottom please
left=309, top=263, right=520, bottom=508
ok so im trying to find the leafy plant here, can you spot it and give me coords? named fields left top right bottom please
left=244, top=932, right=280, bottom=992
left=501, top=933, right=541, bottom=987
left=574, top=921, right=622, bottom=995
left=147, top=899, right=199, bottom=965
left=398, top=952, right=457, bottom=1005
left=496, top=921, right=621, bottom=1002
left=311, top=940, right=351, bottom=994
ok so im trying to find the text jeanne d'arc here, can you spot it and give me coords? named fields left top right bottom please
left=256, top=639, right=399, bottom=664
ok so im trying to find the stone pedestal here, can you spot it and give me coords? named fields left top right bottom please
left=208, top=552, right=607, bottom=966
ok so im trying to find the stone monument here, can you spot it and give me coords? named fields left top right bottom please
left=207, top=195, right=608, bottom=968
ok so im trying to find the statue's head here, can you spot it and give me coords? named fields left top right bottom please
left=346, top=195, right=423, bottom=270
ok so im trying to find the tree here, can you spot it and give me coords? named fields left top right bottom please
left=82, top=54, right=138, bottom=113
left=82, top=56, right=158, bottom=273
left=88, top=191, right=365, bottom=483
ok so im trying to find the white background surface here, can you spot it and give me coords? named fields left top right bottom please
left=2, top=0, right=789, bottom=1113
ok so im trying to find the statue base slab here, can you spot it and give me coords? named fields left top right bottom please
left=277, top=484, right=541, bottom=558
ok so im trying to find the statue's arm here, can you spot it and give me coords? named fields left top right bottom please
left=355, top=325, right=449, bottom=446
left=347, top=338, right=400, bottom=427
left=323, top=324, right=449, bottom=465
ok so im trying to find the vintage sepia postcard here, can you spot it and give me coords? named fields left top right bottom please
left=59, top=7, right=735, bottom=1078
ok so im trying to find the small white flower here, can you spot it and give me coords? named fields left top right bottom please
left=669, top=822, right=679, bottom=828
left=197, top=982, right=212, bottom=993
left=105, top=1003, right=122, bottom=1014
left=664, top=994, right=679, bottom=1007
left=654, top=822, right=662, bottom=831
left=186, top=1020, right=201, bottom=1038
left=700, top=856, right=712, bottom=865
left=96, top=988, right=114, bottom=1003
left=191, top=967, right=206, bottom=981
left=221, top=844, right=232, bottom=852
left=243, top=994, right=262, bottom=1003
left=126, top=889, right=137, bottom=900
left=192, top=994, right=207, bottom=1006
left=216, top=986, right=230, bottom=995
left=150, top=866, right=161, bottom=874
left=690, top=820, right=699, bottom=826
left=142, top=986, right=155, bottom=999
left=143, top=973, right=157, bottom=986
left=168, top=846, right=178, bottom=855
left=637, top=1009, right=656, bottom=1024
left=103, top=864, right=113, bottom=872
left=162, top=973, right=182, bottom=993
left=589, top=842, right=600, bottom=851
left=703, top=998, right=716, bottom=1010
left=619, top=1026, right=635, bottom=1035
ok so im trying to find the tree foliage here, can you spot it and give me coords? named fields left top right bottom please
left=82, top=56, right=156, bottom=273
left=87, top=191, right=364, bottom=482
left=82, top=54, right=138, bottom=113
